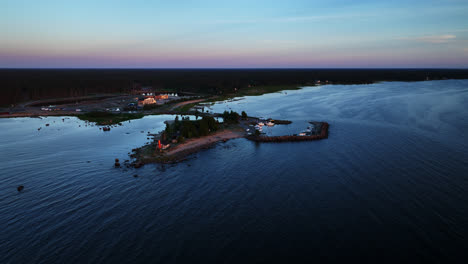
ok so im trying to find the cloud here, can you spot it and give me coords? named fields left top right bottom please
left=204, top=14, right=375, bottom=25
left=400, top=34, right=456, bottom=44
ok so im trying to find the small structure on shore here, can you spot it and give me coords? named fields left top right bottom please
left=157, top=140, right=171, bottom=152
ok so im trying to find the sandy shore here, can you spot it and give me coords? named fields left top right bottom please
left=163, top=129, right=244, bottom=159
left=133, top=128, right=244, bottom=165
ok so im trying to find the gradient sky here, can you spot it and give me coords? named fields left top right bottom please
left=1, top=0, right=468, bottom=68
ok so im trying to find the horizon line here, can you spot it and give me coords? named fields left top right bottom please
left=1, top=67, right=468, bottom=70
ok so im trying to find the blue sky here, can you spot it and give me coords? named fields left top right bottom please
left=1, top=0, right=467, bottom=68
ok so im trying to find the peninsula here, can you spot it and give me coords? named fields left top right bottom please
left=130, top=110, right=329, bottom=166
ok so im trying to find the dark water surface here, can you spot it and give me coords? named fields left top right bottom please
left=1, top=80, right=468, bottom=263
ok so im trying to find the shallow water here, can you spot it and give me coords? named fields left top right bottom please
left=1, top=80, right=468, bottom=263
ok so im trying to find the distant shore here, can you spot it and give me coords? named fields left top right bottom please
left=0, top=84, right=300, bottom=121
left=3, top=68, right=468, bottom=106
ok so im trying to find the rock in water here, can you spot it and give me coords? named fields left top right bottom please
left=17, top=185, right=24, bottom=192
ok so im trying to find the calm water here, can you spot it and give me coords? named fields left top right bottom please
left=1, top=80, right=468, bottom=263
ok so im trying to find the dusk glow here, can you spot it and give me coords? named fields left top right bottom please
left=1, top=0, right=468, bottom=68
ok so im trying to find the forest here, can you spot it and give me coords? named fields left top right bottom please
left=2, top=68, right=468, bottom=106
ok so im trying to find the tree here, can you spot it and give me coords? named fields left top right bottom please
left=177, top=136, right=185, bottom=143
left=165, top=123, right=173, bottom=137
left=199, top=119, right=209, bottom=136
left=241, top=111, right=247, bottom=119
left=222, top=110, right=240, bottom=124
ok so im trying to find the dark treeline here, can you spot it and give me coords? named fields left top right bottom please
left=163, top=116, right=219, bottom=143
left=2, top=69, right=468, bottom=105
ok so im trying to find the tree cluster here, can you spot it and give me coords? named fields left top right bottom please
left=222, top=110, right=240, bottom=124
left=163, top=115, right=219, bottom=142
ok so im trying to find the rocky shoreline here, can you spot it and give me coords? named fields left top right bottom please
left=247, top=122, right=329, bottom=142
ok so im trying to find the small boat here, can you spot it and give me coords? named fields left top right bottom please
left=258, top=122, right=265, bottom=126
left=266, top=121, right=275, bottom=127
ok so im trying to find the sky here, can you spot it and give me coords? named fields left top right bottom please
left=1, top=0, right=468, bottom=68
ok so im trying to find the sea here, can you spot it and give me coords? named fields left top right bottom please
left=1, top=80, right=467, bottom=263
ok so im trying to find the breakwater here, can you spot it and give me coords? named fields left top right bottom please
left=271, top=119, right=292, bottom=125
left=247, top=122, right=329, bottom=142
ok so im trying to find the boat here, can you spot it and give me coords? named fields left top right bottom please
left=258, top=122, right=265, bottom=126
left=266, top=121, right=275, bottom=127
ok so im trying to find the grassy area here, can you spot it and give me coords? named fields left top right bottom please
left=177, top=102, right=198, bottom=112
left=236, top=84, right=302, bottom=96
left=78, top=111, right=145, bottom=125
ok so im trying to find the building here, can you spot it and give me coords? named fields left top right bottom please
left=155, top=94, right=169, bottom=100
left=137, top=97, right=157, bottom=107
left=142, top=97, right=156, bottom=105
